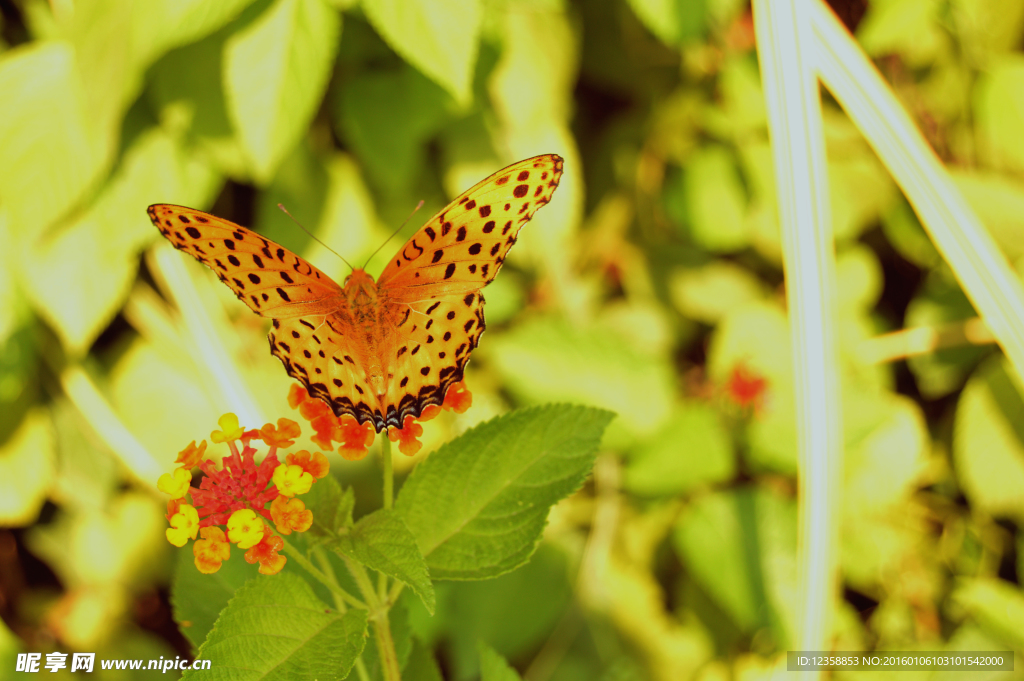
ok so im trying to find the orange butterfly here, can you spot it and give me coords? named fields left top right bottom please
left=149, top=154, right=563, bottom=432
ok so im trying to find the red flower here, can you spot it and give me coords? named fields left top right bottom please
left=259, top=418, right=301, bottom=448
left=442, top=381, right=473, bottom=413
left=726, top=362, right=768, bottom=410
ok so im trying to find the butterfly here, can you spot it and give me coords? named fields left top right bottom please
left=149, top=154, right=563, bottom=432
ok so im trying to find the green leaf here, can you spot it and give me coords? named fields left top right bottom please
left=484, top=318, right=672, bottom=446
left=624, top=403, right=734, bottom=497
left=184, top=573, right=368, bottom=680
left=478, top=641, right=523, bottom=681
left=20, top=127, right=219, bottom=354
left=0, top=42, right=108, bottom=234
left=624, top=0, right=709, bottom=47
left=334, top=508, right=435, bottom=614
left=404, top=639, right=444, bottom=681
left=951, top=578, right=1024, bottom=650
left=396, top=405, right=613, bottom=580
left=0, top=409, right=54, bottom=526
left=681, top=146, right=749, bottom=252
left=335, top=65, right=453, bottom=194
left=304, top=475, right=354, bottom=540
left=224, top=0, right=341, bottom=183
left=673, top=488, right=797, bottom=643
left=975, top=55, right=1024, bottom=173
left=953, top=356, right=1024, bottom=519
left=669, top=262, right=766, bottom=324
left=135, top=0, right=257, bottom=66
left=361, top=0, right=481, bottom=104
left=171, top=545, right=259, bottom=650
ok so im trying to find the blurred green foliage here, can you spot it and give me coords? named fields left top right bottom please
left=2, top=0, right=1024, bottom=678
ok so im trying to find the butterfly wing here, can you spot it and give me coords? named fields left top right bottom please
left=376, top=154, right=564, bottom=298
left=371, top=154, right=563, bottom=428
left=148, top=204, right=344, bottom=318
left=150, top=204, right=376, bottom=426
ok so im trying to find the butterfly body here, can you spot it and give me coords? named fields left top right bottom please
left=150, top=154, right=563, bottom=431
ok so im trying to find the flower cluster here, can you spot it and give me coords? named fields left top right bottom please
left=158, top=414, right=329, bottom=575
left=288, top=380, right=474, bottom=458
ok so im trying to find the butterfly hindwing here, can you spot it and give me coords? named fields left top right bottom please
left=380, top=292, right=486, bottom=427
left=148, top=204, right=344, bottom=319
left=268, top=317, right=381, bottom=426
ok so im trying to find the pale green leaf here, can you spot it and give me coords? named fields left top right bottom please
left=185, top=573, right=368, bottom=680
left=975, top=55, right=1024, bottom=174
left=682, top=146, right=749, bottom=252
left=19, top=128, right=219, bottom=354
left=0, top=42, right=108, bottom=233
left=396, top=405, right=613, bottom=580
left=624, top=403, right=734, bottom=497
left=135, top=0, right=257, bottom=66
left=953, top=356, right=1024, bottom=520
left=0, top=409, right=54, bottom=526
left=334, top=508, right=435, bottom=614
left=224, top=0, right=341, bottom=182
left=669, top=262, right=766, bottom=324
left=484, top=318, right=672, bottom=446
left=478, top=641, right=522, bottom=681
left=361, top=0, right=481, bottom=104
left=951, top=578, right=1024, bottom=650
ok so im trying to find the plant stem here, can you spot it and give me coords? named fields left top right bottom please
left=343, top=554, right=402, bottom=681
left=280, top=539, right=366, bottom=610
left=381, top=435, right=394, bottom=510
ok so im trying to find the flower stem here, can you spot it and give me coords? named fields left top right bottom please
left=381, top=436, right=393, bottom=511
left=343, top=554, right=402, bottom=681
left=280, top=539, right=366, bottom=610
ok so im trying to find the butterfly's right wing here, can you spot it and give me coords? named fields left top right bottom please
left=148, top=204, right=344, bottom=319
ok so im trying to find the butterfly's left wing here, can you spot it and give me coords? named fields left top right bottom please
left=148, top=204, right=344, bottom=319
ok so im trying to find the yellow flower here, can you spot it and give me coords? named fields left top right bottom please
left=166, top=504, right=199, bottom=547
left=211, top=413, right=245, bottom=444
left=226, top=509, right=264, bottom=549
left=157, top=468, right=193, bottom=500
left=272, top=464, right=314, bottom=498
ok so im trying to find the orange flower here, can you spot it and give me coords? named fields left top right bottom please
left=442, top=381, right=472, bottom=413
left=334, top=416, right=375, bottom=461
left=286, top=450, right=330, bottom=479
left=259, top=418, right=301, bottom=448
left=245, top=525, right=286, bottom=575
left=299, top=397, right=330, bottom=422
left=175, top=440, right=207, bottom=468
left=310, top=413, right=339, bottom=451
left=288, top=384, right=309, bottom=409
left=418, top=405, right=442, bottom=423
left=270, top=495, right=313, bottom=535
left=388, top=415, right=424, bottom=457
left=194, top=527, right=230, bottom=574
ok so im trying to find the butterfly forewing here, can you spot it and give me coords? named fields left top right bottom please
left=148, top=204, right=344, bottom=319
left=376, top=154, right=564, bottom=299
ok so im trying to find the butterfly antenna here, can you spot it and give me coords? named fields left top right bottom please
left=277, top=204, right=355, bottom=273
left=362, top=200, right=425, bottom=270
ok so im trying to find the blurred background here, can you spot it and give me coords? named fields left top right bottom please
left=1, top=0, right=1024, bottom=678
